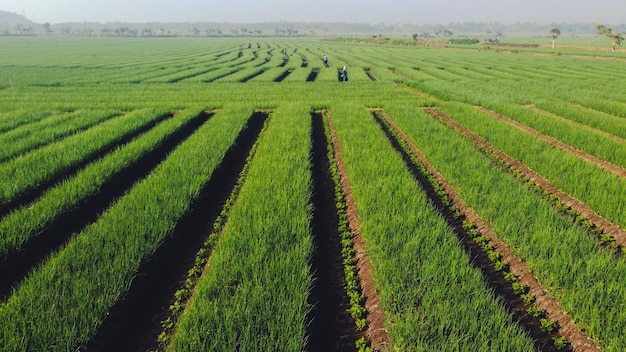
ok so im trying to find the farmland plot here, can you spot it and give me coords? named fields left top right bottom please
left=0, top=37, right=625, bottom=351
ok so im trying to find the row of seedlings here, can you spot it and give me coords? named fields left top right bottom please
left=328, top=102, right=538, bottom=351
left=0, top=109, right=120, bottom=163
left=530, top=101, right=626, bottom=141
left=0, top=110, right=55, bottom=134
left=155, top=110, right=269, bottom=347
left=322, top=110, right=385, bottom=351
left=0, top=105, right=253, bottom=351
left=424, top=106, right=626, bottom=252
left=385, top=100, right=626, bottom=350
left=372, top=108, right=577, bottom=350
left=480, top=102, right=626, bottom=170
left=0, top=108, right=211, bottom=294
left=438, top=102, right=626, bottom=232
left=167, top=104, right=314, bottom=351
left=0, top=108, right=172, bottom=210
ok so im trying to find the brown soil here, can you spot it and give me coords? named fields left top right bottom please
left=307, top=112, right=364, bottom=351
left=423, top=107, right=602, bottom=351
left=364, top=69, right=378, bottom=81
left=479, top=106, right=626, bottom=179
left=325, top=111, right=391, bottom=351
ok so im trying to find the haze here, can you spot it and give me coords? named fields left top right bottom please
left=4, top=0, right=625, bottom=25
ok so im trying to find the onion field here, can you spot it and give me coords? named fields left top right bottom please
left=0, top=37, right=625, bottom=351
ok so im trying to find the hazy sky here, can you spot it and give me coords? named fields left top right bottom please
left=4, top=0, right=625, bottom=25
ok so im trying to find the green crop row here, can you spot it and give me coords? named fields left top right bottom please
left=0, top=109, right=120, bottom=162
left=383, top=100, right=626, bottom=350
left=480, top=102, right=626, bottom=170
left=439, top=102, right=626, bottom=231
left=156, top=110, right=268, bottom=348
left=0, top=108, right=170, bottom=206
left=168, top=104, right=313, bottom=351
left=0, top=108, right=207, bottom=258
left=532, top=100, right=626, bottom=141
left=0, top=109, right=55, bottom=134
left=0, top=105, right=252, bottom=351
left=374, top=109, right=569, bottom=348
left=329, top=102, right=537, bottom=351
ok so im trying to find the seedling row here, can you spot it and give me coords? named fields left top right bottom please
left=1, top=38, right=625, bottom=351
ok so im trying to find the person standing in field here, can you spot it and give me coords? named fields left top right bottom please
left=341, top=66, right=348, bottom=82
left=323, top=55, right=328, bottom=67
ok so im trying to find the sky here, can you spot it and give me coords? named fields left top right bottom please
left=3, top=0, right=625, bottom=25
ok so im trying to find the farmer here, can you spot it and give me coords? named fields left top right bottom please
left=323, top=55, right=328, bottom=66
left=341, top=66, right=348, bottom=82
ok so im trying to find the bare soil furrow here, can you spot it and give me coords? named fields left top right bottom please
left=325, top=111, right=391, bottom=351
left=307, top=112, right=362, bottom=351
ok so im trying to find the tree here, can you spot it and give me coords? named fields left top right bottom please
left=550, top=28, right=560, bottom=49
left=596, top=24, right=625, bottom=52
left=42, top=22, right=53, bottom=34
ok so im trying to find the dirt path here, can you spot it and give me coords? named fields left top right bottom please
left=413, top=108, right=601, bottom=352
left=478, top=106, right=626, bottom=179
left=325, top=111, right=391, bottom=351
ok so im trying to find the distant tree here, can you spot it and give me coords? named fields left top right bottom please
left=43, top=22, right=53, bottom=34
left=596, top=24, right=624, bottom=52
left=412, top=33, right=418, bottom=41
left=13, top=23, right=32, bottom=35
left=550, top=28, right=560, bottom=48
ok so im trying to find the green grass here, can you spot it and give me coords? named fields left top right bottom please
left=169, top=104, right=313, bottom=351
left=1, top=37, right=625, bottom=351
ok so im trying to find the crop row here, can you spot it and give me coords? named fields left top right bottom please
left=0, top=109, right=211, bottom=296
left=327, top=102, right=539, bottom=350
left=375, top=107, right=586, bottom=349
left=0, top=109, right=122, bottom=163
left=167, top=104, right=313, bottom=350
left=381, top=99, right=626, bottom=350
left=0, top=105, right=252, bottom=350
left=0, top=108, right=172, bottom=215
left=437, top=102, right=626, bottom=232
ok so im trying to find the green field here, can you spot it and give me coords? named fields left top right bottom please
left=0, top=36, right=625, bottom=351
